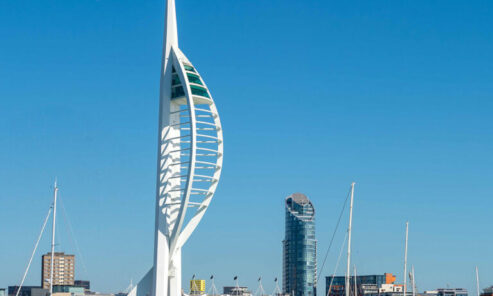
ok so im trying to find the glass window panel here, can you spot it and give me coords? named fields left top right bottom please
left=191, top=85, right=210, bottom=98
left=187, top=73, right=203, bottom=85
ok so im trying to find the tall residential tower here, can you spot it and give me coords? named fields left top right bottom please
left=283, top=193, right=316, bottom=296
left=128, top=1, right=224, bottom=296
left=41, top=252, right=75, bottom=289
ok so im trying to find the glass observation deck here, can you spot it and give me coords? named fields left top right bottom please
left=171, top=65, right=211, bottom=102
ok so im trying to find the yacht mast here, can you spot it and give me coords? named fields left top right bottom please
left=49, top=181, right=59, bottom=295
left=476, top=266, right=480, bottom=296
left=354, top=265, right=358, bottom=296
left=403, top=222, right=409, bottom=296
left=411, top=265, right=416, bottom=296
left=346, top=182, right=355, bottom=296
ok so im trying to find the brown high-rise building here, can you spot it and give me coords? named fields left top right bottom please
left=41, top=252, right=75, bottom=289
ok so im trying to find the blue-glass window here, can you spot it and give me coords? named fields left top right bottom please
left=187, top=73, right=203, bottom=85
left=184, top=65, right=196, bottom=72
left=191, top=85, right=210, bottom=98
left=172, top=86, right=185, bottom=98
left=172, top=74, right=181, bottom=86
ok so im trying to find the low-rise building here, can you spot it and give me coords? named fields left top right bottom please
left=8, top=286, right=48, bottom=296
left=73, top=281, right=90, bottom=292
left=52, top=285, right=84, bottom=296
left=481, top=287, right=493, bottom=296
left=84, top=292, right=114, bottom=296
left=436, top=289, right=468, bottom=296
left=190, top=280, right=206, bottom=295
left=52, top=292, right=71, bottom=296
left=379, top=284, right=403, bottom=293
left=326, top=273, right=398, bottom=296
left=223, top=287, right=252, bottom=296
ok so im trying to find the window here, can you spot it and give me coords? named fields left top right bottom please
left=172, top=86, right=185, bottom=98
left=172, top=74, right=181, bottom=86
left=191, top=85, right=210, bottom=98
left=184, top=65, right=196, bottom=72
left=187, top=73, right=203, bottom=85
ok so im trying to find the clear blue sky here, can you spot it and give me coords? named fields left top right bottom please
left=1, top=0, right=492, bottom=295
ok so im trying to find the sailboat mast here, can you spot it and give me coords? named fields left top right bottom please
left=411, top=265, right=416, bottom=296
left=403, top=222, right=409, bottom=296
left=346, top=182, right=355, bottom=296
left=49, top=181, right=59, bottom=296
left=476, top=266, right=480, bottom=296
left=354, top=265, right=358, bottom=296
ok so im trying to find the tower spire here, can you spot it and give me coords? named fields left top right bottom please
left=164, top=0, right=178, bottom=53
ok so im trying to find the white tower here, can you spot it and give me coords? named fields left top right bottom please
left=129, top=1, right=224, bottom=296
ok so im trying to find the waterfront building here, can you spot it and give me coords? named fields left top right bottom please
left=436, top=289, right=468, bottom=296
left=481, top=287, right=493, bottom=296
left=424, top=289, right=468, bottom=296
left=41, top=252, right=75, bottom=289
left=379, top=284, right=403, bottom=293
left=223, top=287, right=252, bottom=296
left=52, top=286, right=84, bottom=296
left=73, top=281, right=90, bottom=292
left=85, top=293, right=114, bottom=296
left=325, top=273, right=398, bottom=296
left=190, top=280, right=205, bottom=295
left=283, top=193, right=316, bottom=296
left=8, top=287, right=48, bottom=296
left=1, top=288, right=6, bottom=296
left=127, top=1, right=224, bottom=296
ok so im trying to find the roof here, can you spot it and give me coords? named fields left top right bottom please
left=290, top=193, right=310, bottom=205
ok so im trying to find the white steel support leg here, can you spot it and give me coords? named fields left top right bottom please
left=168, top=248, right=181, bottom=296
left=152, top=230, right=169, bottom=296
left=154, top=101, right=181, bottom=296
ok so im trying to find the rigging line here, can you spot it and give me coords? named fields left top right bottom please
left=16, top=205, right=53, bottom=296
left=318, top=185, right=352, bottom=282
left=327, top=232, right=349, bottom=296
left=58, top=195, right=88, bottom=275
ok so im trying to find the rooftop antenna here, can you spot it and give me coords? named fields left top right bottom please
left=403, top=222, right=409, bottom=296
left=345, top=182, right=355, bottom=296
left=49, top=179, right=59, bottom=296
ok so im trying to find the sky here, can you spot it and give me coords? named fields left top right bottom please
left=1, top=0, right=493, bottom=295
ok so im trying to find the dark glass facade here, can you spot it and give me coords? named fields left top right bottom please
left=325, top=273, right=399, bottom=296
left=437, top=289, right=468, bottom=296
left=7, top=287, right=48, bottom=296
left=283, top=193, right=316, bottom=296
left=73, top=280, right=90, bottom=291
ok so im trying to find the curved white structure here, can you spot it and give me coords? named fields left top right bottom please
left=129, top=1, right=223, bottom=296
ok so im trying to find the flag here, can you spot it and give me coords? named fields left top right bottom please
left=210, top=275, right=214, bottom=280
left=274, top=278, right=278, bottom=282
left=234, top=276, right=238, bottom=281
